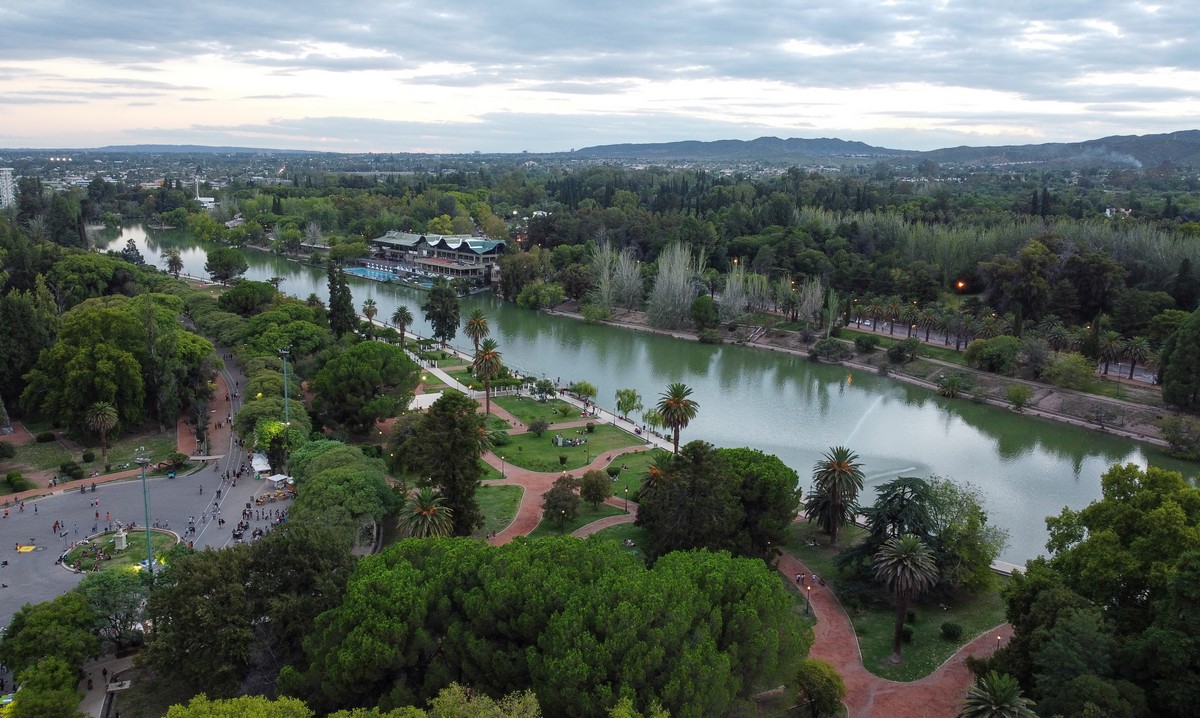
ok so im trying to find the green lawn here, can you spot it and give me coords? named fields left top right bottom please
left=500, top=424, right=645, bottom=472
left=786, top=520, right=1008, bottom=682
left=528, top=501, right=623, bottom=538
left=485, top=415, right=512, bottom=431
left=62, top=530, right=179, bottom=572
left=1, top=430, right=179, bottom=475
left=492, top=395, right=579, bottom=426
left=601, top=449, right=668, bottom=506
left=475, top=484, right=523, bottom=537
left=586, top=522, right=649, bottom=562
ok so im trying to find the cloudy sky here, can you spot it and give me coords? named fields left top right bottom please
left=1, top=1, right=1196, bottom=153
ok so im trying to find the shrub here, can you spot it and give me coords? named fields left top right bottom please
left=886, top=337, right=921, bottom=364
left=558, top=454, right=568, bottom=466
left=854, top=335, right=880, bottom=353
left=810, top=337, right=850, bottom=362
left=0, top=442, right=14, bottom=459
left=168, top=452, right=189, bottom=468
left=901, top=625, right=914, bottom=643
left=81, top=450, right=96, bottom=463
left=964, top=335, right=1021, bottom=374
left=490, top=430, right=512, bottom=447
left=70, top=468, right=85, bottom=482
left=1159, top=414, right=1200, bottom=460
left=906, top=610, right=917, bottom=624
left=1007, top=384, right=1033, bottom=411
left=1043, top=352, right=1096, bottom=390
left=697, top=328, right=724, bottom=344
left=7, top=472, right=34, bottom=492
left=529, top=418, right=549, bottom=437
left=940, top=622, right=964, bottom=641
left=606, top=466, right=621, bottom=478
left=585, top=422, right=595, bottom=434
left=60, top=460, right=80, bottom=474
left=580, top=304, right=612, bottom=323
left=36, top=431, right=56, bottom=443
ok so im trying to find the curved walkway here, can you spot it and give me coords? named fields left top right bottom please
left=416, top=354, right=1007, bottom=716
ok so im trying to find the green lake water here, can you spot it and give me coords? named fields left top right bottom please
left=103, top=225, right=1197, bottom=563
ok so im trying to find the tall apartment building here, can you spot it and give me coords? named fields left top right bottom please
left=0, top=168, right=14, bottom=209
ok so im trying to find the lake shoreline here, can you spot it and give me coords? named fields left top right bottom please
left=543, top=304, right=1171, bottom=451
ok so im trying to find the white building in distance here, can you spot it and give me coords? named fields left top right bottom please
left=0, top=168, right=15, bottom=209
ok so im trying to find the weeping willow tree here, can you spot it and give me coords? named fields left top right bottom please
left=647, top=243, right=704, bottom=328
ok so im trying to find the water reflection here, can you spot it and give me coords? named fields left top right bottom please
left=97, top=225, right=1200, bottom=562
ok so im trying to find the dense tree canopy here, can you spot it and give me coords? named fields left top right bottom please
left=976, top=463, right=1200, bottom=718
left=311, top=341, right=420, bottom=432
left=280, top=537, right=806, bottom=718
left=21, top=292, right=215, bottom=432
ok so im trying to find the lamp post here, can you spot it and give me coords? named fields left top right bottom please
left=501, top=455, right=506, bottom=478
left=806, top=584, right=812, bottom=615
left=135, top=446, right=153, bottom=575
left=624, top=487, right=629, bottom=513
left=560, top=509, right=565, bottom=534
left=279, top=348, right=291, bottom=469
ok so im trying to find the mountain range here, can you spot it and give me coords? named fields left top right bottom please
left=9, top=131, right=1200, bottom=169
left=571, top=130, right=1200, bottom=168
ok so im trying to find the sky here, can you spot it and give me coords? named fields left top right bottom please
left=1, top=1, right=1197, bottom=154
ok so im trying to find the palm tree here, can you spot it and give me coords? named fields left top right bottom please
left=1098, top=330, right=1122, bottom=375
left=884, top=296, right=902, bottom=336
left=865, top=297, right=885, bottom=332
left=464, top=308, right=490, bottom=352
left=473, top=338, right=503, bottom=416
left=391, top=305, right=414, bottom=349
left=804, top=446, right=865, bottom=545
left=873, top=534, right=939, bottom=664
left=639, top=449, right=673, bottom=499
left=918, top=307, right=939, bottom=342
left=656, top=382, right=699, bottom=454
left=84, top=401, right=119, bottom=469
left=977, top=314, right=1008, bottom=340
left=936, top=373, right=970, bottom=398
left=397, top=487, right=454, bottom=538
left=161, top=248, right=184, bottom=278
left=957, top=671, right=1038, bottom=718
left=900, top=302, right=920, bottom=337
left=1122, top=336, right=1152, bottom=380
left=362, top=298, right=378, bottom=340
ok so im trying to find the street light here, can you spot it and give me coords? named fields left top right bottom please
left=135, top=446, right=153, bottom=575
left=624, top=487, right=629, bottom=513
left=560, top=509, right=565, bottom=534
left=806, top=584, right=812, bottom=615
left=501, top=455, right=506, bottom=478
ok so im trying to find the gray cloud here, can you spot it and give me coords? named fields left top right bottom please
left=2, top=0, right=1197, bottom=150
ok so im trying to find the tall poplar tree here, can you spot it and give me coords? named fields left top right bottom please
left=326, top=261, right=356, bottom=339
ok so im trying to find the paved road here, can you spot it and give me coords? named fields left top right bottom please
left=0, top=351, right=290, bottom=629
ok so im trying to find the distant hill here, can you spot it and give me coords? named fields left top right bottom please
left=917, top=130, right=1200, bottom=169
left=571, top=130, right=1200, bottom=168
left=572, top=136, right=906, bottom=161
